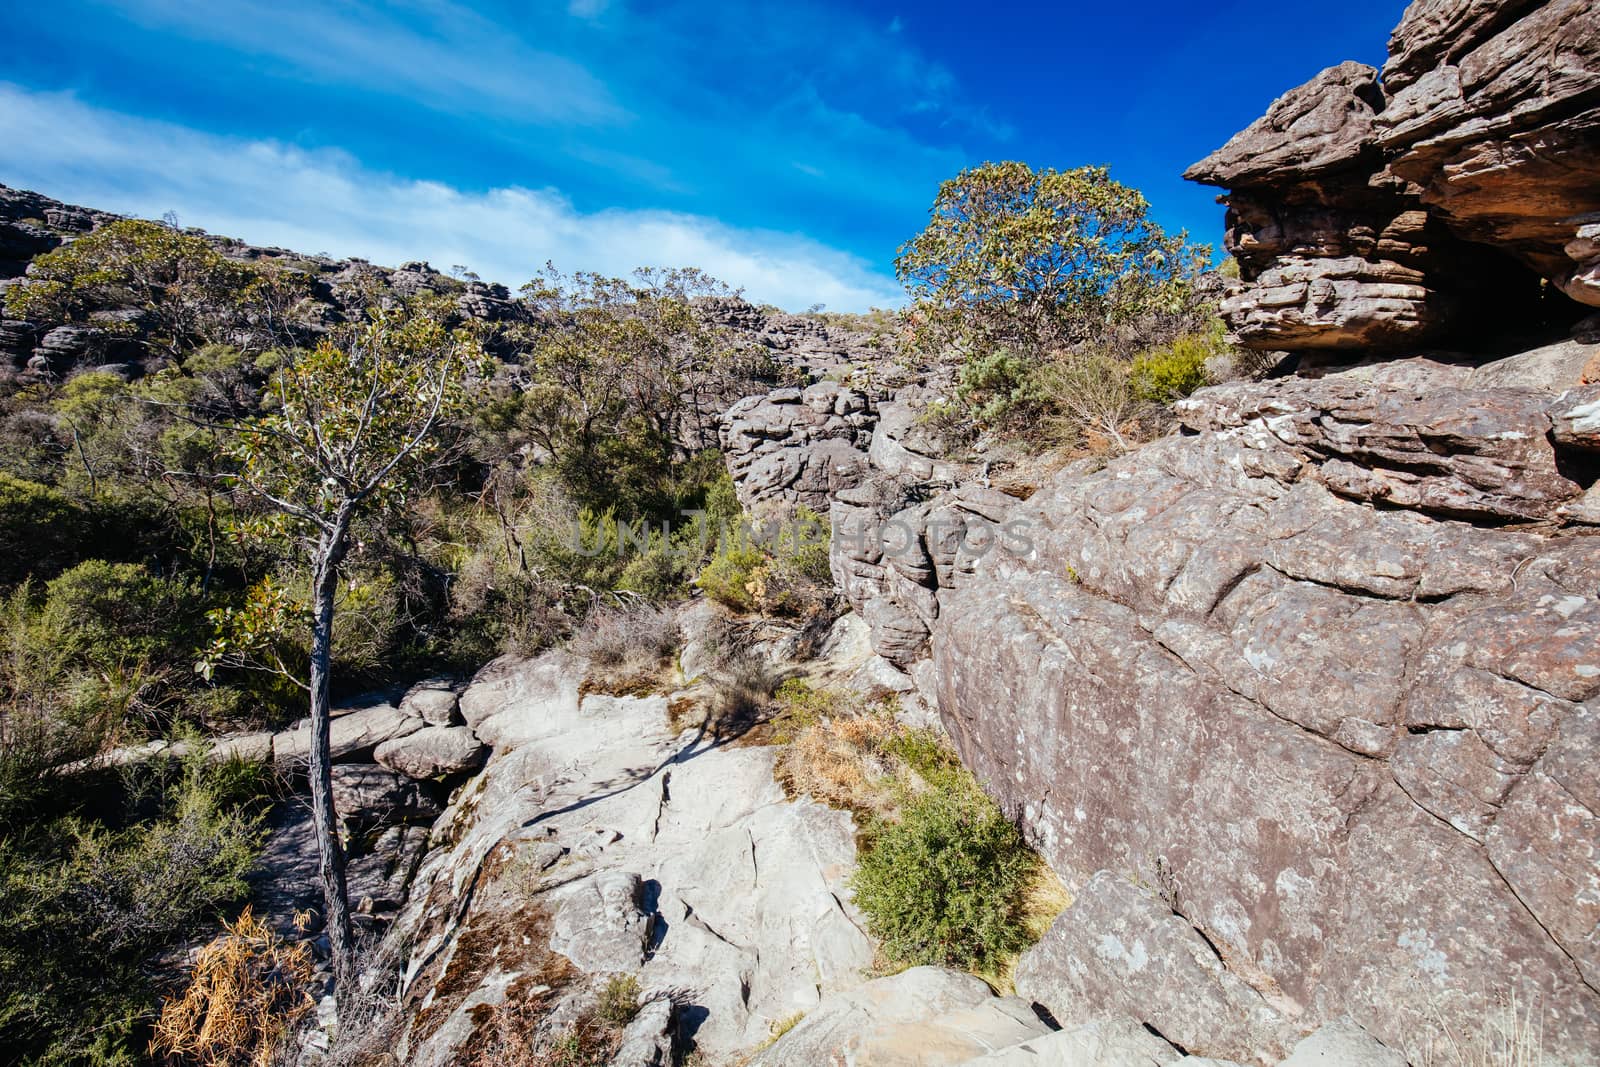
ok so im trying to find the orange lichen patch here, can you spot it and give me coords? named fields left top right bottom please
left=1581, top=350, right=1600, bottom=385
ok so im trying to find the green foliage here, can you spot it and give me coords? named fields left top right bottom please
left=0, top=581, right=145, bottom=829
left=954, top=348, right=1045, bottom=431
left=2, top=219, right=262, bottom=356
left=0, top=756, right=263, bottom=1065
left=0, top=474, right=92, bottom=585
left=851, top=780, right=1038, bottom=974
left=694, top=502, right=831, bottom=615
left=896, top=162, right=1209, bottom=362
left=882, top=726, right=962, bottom=783
left=43, top=560, right=203, bottom=674
left=512, top=268, right=772, bottom=519
left=595, top=974, right=641, bottom=1028
left=1129, top=327, right=1220, bottom=404
left=697, top=532, right=766, bottom=612
left=227, top=305, right=484, bottom=533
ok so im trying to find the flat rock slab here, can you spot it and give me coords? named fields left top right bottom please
left=750, top=966, right=1050, bottom=1066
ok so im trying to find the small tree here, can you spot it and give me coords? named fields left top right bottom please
left=198, top=305, right=481, bottom=996
left=895, top=162, right=1209, bottom=362
left=514, top=267, right=769, bottom=513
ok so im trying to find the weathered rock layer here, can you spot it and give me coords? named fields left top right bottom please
left=1187, top=0, right=1600, bottom=351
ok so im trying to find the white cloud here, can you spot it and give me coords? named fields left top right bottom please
left=568, top=0, right=611, bottom=18
left=0, top=85, right=904, bottom=313
left=107, top=0, right=625, bottom=126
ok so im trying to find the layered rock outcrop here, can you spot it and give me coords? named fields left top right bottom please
left=719, top=381, right=875, bottom=513
left=809, top=346, right=1600, bottom=1063
left=1186, top=0, right=1600, bottom=351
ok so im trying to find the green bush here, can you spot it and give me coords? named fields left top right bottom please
left=697, top=533, right=765, bottom=612
left=0, top=581, right=138, bottom=827
left=0, top=475, right=92, bottom=586
left=955, top=348, right=1046, bottom=431
left=1130, top=330, right=1215, bottom=403
left=850, top=780, right=1037, bottom=974
left=43, top=559, right=203, bottom=673
left=0, top=756, right=263, bottom=1065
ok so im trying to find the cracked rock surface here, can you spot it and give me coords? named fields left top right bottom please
left=383, top=649, right=875, bottom=1066
left=782, top=337, right=1600, bottom=1064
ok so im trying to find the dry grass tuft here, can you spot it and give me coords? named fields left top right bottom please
left=150, top=907, right=315, bottom=1067
left=775, top=712, right=900, bottom=818
left=1425, top=990, right=1545, bottom=1067
left=571, top=601, right=680, bottom=697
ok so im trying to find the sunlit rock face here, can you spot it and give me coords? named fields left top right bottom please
left=1186, top=0, right=1600, bottom=352
left=764, top=344, right=1600, bottom=1064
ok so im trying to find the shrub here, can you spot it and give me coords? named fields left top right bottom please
left=149, top=906, right=315, bottom=1067
left=954, top=348, right=1045, bottom=431
left=570, top=601, right=680, bottom=695
left=0, top=758, right=264, bottom=1064
left=43, top=559, right=203, bottom=674
left=594, top=974, right=640, bottom=1028
left=850, top=781, right=1037, bottom=974
left=1130, top=330, right=1215, bottom=403
left=895, top=162, right=1210, bottom=364
left=696, top=506, right=833, bottom=617
left=696, top=535, right=765, bottom=612
left=0, top=580, right=140, bottom=826
left=570, top=602, right=679, bottom=668
left=708, top=651, right=779, bottom=738
left=0, top=474, right=93, bottom=586
left=1035, top=348, right=1150, bottom=454
left=2, top=219, right=262, bottom=356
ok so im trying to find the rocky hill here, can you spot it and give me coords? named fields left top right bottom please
left=0, top=183, right=887, bottom=393
left=4, top=2, right=1598, bottom=1065
left=729, top=1, right=1600, bottom=1063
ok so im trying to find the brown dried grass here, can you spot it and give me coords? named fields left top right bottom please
left=150, top=907, right=315, bottom=1067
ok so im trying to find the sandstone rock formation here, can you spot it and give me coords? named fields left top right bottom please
left=381, top=647, right=877, bottom=1066
left=1186, top=0, right=1600, bottom=351
left=726, top=314, right=1600, bottom=1063
left=719, top=381, right=875, bottom=513
left=747, top=966, right=1057, bottom=1066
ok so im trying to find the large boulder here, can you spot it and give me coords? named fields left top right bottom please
left=329, top=764, right=442, bottom=827
left=922, top=370, right=1600, bottom=1064
left=373, top=725, right=486, bottom=779
left=398, top=676, right=462, bottom=726
left=960, top=1018, right=1184, bottom=1067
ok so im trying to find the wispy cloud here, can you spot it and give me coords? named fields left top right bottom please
left=0, top=85, right=903, bottom=312
left=102, top=0, right=627, bottom=125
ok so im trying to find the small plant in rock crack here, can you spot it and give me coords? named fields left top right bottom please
left=595, top=973, right=641, bottom=1028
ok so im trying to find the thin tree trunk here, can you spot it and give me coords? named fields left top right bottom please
left=308, top=516, right=355, bottom=1005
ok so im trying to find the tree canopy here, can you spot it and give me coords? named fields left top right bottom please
left=895, top=161, right=1210, bottom=359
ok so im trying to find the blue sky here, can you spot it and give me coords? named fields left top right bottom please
left=0, top=0, right=1402, bottom=310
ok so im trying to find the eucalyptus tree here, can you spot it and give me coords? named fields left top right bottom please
left=198, top=304, right=483, bottom=994
left=894, top=161, right=1210, bottom=361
